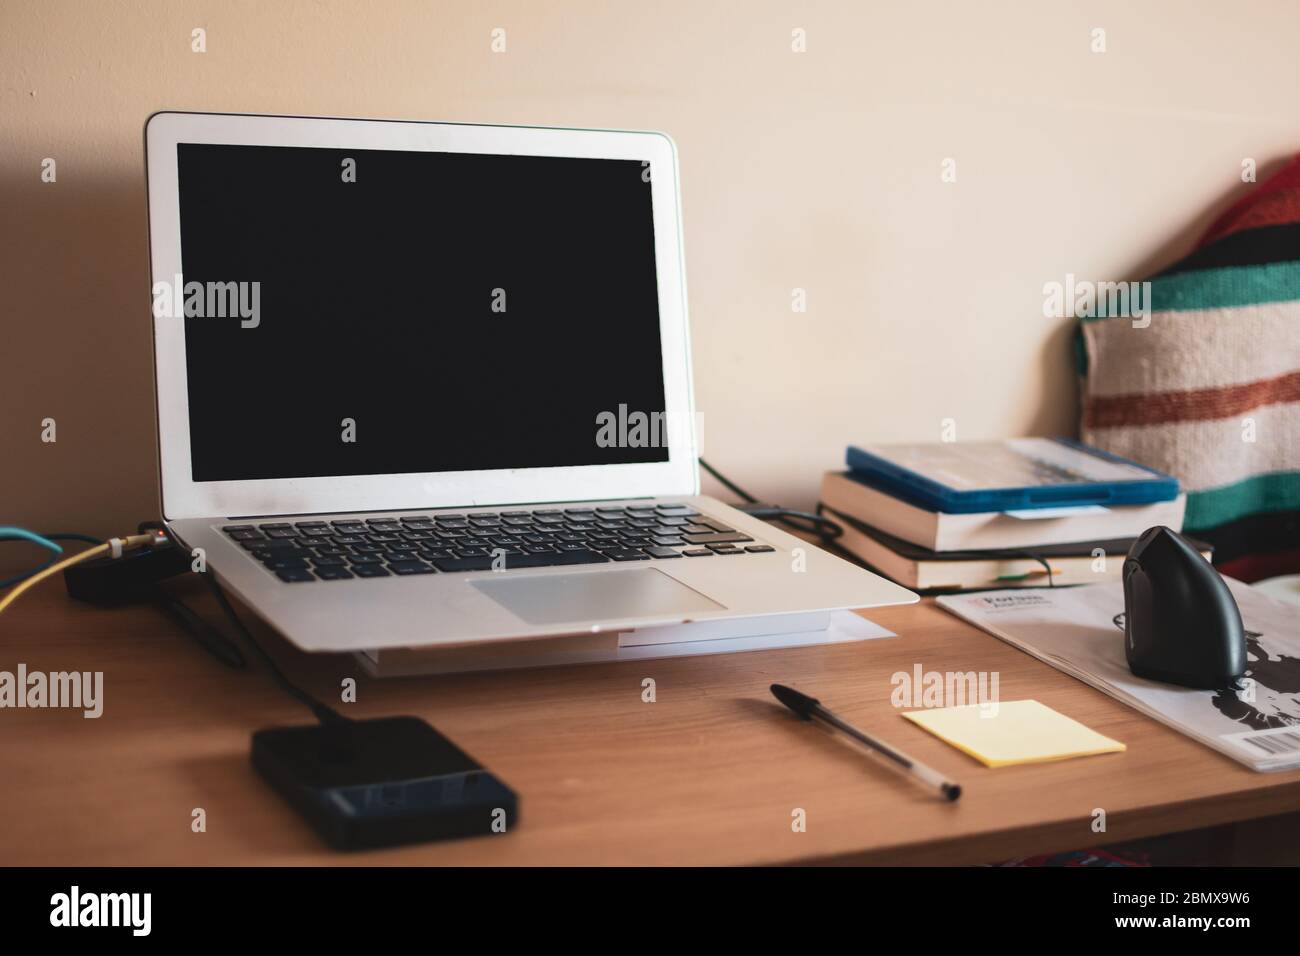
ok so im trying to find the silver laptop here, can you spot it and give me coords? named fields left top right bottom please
left=145, top=111, right=916, bottom=654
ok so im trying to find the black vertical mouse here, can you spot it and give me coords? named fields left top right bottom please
left=1122, top=526, right=1246, bottom=689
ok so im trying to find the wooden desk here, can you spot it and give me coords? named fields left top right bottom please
left=3, top=580, right=1298, bottom=865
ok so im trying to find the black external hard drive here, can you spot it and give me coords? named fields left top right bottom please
left=251, top=716, right=519, bottom=850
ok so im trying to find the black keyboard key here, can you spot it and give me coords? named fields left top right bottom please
left=260, top=547, right=312, bottom=560
left=387, top=560, right=436, bottom=575
left=651, top=535, right=684, bottom=546
left=259, top=523, right=293, bottom=531
left=656, top=505, right=698, bottom=516
left=746, top=545, right=776, bottom=553
left=255, top=539, right=293, bottom=553
left=349, top=553, right=383, bottom=564
left=351, top=564, right=391, bottom=578
left=510, top=548, right=609, bottom=568
left=682, top=532, right=753, bottom=546
left=603, top=548, right=650, bottom=562
left=264, top=557, right=310, bottom=570
left=255, top=537, right=305, bottom=549
left=223, top=525, right=255, bottom=533
left=265, top=528, right=300, bottom=539
left=276, top=568, right=315, bottom=582
left=333, top=535, right=367, bottom=545
left=644, top=547, right=682, bottom=559
left=401, top=519, right=437, bottom=530
left=431, top=548, right=609, bottom=572
left=315, top=566, right=354, bottom=581
left=711, top=545, right=745, bottom=554
left=310, top=555, right=347, bottom=567
left=682, top=548, right=713, bottom=557
left=226, top=529, right=263, bottom=541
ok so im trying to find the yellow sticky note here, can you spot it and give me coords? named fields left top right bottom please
left=901, top=699, right=1125, bottom=767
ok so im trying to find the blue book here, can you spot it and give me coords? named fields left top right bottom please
left=845, top=437, right=1180, bottom=514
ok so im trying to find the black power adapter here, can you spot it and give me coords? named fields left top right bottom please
left=62, top=530, right=190, bottom=605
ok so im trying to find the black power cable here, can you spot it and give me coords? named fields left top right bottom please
left=700, top=458, right=1057, bottom=588
left=133, top=520, right=349, bottom=724
left=200, top=572, right=351, bottom=726
left=698, top=458, right=844, bottom=542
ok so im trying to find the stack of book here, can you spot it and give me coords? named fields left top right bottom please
left=819, top=438, right=1203, bottom=592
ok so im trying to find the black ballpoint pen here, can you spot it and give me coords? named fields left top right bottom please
left=771, top=684, right=962, bottom=801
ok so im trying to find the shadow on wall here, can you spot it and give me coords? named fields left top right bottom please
left=1026, top=155, right=1294, bottom=442
left=1, top=168, right=161, bottom=562
left=1125, top=156, right=1293, bottom=281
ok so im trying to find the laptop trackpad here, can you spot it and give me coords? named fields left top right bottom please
left=472, top=568, right=725, bottom=627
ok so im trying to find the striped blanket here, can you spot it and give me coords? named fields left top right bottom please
left=1078, top=156, right=1300, bottom=582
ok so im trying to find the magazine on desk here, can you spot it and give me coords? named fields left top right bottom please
left=937, top=579, right=1300, bottom=772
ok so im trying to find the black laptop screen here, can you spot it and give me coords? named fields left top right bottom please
left=173, top=142, right=668, bottom=482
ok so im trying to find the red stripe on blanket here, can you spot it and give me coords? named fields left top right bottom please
left=1198, top=155, right=1300, bottom=248
left=1217, top=547, right=1300, bottom=583
left=1084, top=370, right=1300, bottom=429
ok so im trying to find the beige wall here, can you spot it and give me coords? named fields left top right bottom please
left=3, top=0, right=1298, bottom=562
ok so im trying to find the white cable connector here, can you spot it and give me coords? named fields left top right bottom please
left=108, top=537, right=125, bottom=559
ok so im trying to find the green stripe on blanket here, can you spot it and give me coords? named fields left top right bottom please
left=1083, top=260, right=1300, bottom=321
left=1184, top=471, right=1300, bottom=531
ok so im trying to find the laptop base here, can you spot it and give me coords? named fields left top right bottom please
left=356, top=610, right=893, bottom=678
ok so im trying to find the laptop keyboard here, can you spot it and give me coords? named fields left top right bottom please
left=220, top=504, right=776, bottom=582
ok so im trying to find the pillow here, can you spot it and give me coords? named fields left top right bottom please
left=1078, top=156, right=1300, bottom=582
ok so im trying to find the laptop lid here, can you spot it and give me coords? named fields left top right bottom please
left=146, top=112, right=697, bottom=520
